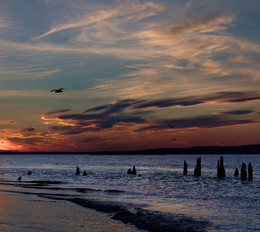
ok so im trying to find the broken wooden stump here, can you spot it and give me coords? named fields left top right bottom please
left=217, top=156, right=226, bottom=178
left=248, top=162, right=253, bottom=181
left=194, top=157, right=201, bottom=177
left=183, top=161, right=187, bottom=175
left=234, top=168, right=239, bottom=177
left=127, top=166, right=137, bottom=175
left=240, top=162, right=247, bottom=180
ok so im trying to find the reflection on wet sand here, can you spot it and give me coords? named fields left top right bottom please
left=0, top=186, right=141, bottom=232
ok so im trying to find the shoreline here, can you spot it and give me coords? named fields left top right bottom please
left=0, top=182, right=211, bottom=232
left=0, top=184, right=141, bottom=232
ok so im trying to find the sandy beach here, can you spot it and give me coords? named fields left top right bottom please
left=0, top=185, right=140, bottom=232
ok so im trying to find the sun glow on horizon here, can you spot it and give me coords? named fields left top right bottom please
left=0, top=140, right=25, bottom=152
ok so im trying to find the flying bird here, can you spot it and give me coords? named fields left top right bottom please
left=172, top=138, right=176, bottom=141
left=50, top=88, right=65, bottom=93
left=168, top=123, right=174, bottom=128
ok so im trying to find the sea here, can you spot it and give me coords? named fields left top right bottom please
left=0, top=154, right=259, bottom=231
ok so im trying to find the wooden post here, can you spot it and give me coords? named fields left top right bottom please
left=194, top=157, right=201, bottom=177
left=217, top=156, right=226, bottom=178
left=183, top=161, right=187, bottom=175
left=234, top=168, right=239, bottom=177
left=240, top=163, right=247, bottom=180
left=248, top=163, right=253, bottom=181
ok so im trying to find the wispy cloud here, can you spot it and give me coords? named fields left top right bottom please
left=1, top=2, right=259, bottom=88
left=148, top=14, right=236, bottom=36
left=31, top=1, right=163, bottom=41
left=0, top=10, right=12, bottom=30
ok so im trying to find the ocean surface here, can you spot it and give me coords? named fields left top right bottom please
left=0, top=154, right=259, bottom=231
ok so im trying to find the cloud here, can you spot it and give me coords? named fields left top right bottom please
left=0, top=120, right=16, bottom=125
left=43, top=99, right=147, bottom=135
left=171, top=116, right=255, bottom=129
left=1, top=3, right=238, bottom=67
left=2, top=3, right=258, bottom=89
left=215, top=91, right=260, bottom=103
left=56, top=113, right=146, bottom=130
left=135, top=115, right=256, bottom=132
left=0, top=58, right=62, bottom=80
left=216, top=110, right=254, bottom=115
left=23, top=127, right=35, bottom=132
left=8, top=136, right=44, bottom=146
left=49, top=125, right=99, bottom=135
left=152, top=14, right=236, bottom=36
left=78, top=137, right=107, bottom=143
left=84, top=99, right=142, bottom=114
left=134, top=96, right=203, bottom=108
left=133, top=91, right=260, bottom=109
left=31, top=1, right=163, bottom=41
left=46, top=109, right=71, bottom=116
left=0, top=10, right=12, bottom=30
left=42, top=90, right=260, bottom=136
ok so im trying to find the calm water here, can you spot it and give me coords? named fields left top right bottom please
left=0, top=154, right=259, bottom=231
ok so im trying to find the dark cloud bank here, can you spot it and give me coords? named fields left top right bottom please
left=45, top=91, right=259, bottom=135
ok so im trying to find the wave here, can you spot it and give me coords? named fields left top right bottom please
left=0, top=180, right=211, bottom=232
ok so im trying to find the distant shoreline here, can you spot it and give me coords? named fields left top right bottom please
left=1, top=144, right=260, bottom=155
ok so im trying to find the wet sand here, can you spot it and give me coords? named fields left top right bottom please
left=0, top=185, right=140, bottom=232
left=0, top=181, right=211, bottom=232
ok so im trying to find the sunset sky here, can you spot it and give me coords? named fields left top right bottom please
left=0, top=0, right=260, bottom=152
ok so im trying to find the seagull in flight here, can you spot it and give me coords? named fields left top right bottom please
left=50, top=88, right=65, bottom=93
left=168, top=123, right=174, bottom=128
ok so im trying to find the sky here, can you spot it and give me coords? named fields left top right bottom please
left=0, top=0, right=260, bottom=152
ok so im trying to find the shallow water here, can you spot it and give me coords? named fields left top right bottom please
left=0, top=154, right=259, bottom=231
left=0, top=187, right=140, bottom=232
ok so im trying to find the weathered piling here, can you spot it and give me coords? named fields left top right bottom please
left=183, top=161, right=188, bottom=175
left=194, top=157, right=201, bottom=177
left=234, top=168, right=239, bottom=177
left=217, top=156, right=226, bottom=178
left=240, top=162, right=247, bottom=180
left=217, top=160, right=219, bottom=177
left=127, top=166, right=137, bottom=175
left=132, top=166, right=137, bottom=175
left=248, top=162, right=253, bottom=181
left=76, top=166, right=80, bottom=175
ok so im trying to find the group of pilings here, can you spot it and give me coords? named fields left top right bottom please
left=239, top=162, right=253, bottom=180
left=75, top=166, right=88, bottom=176
left=183, top=156, right=253, bottom=180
